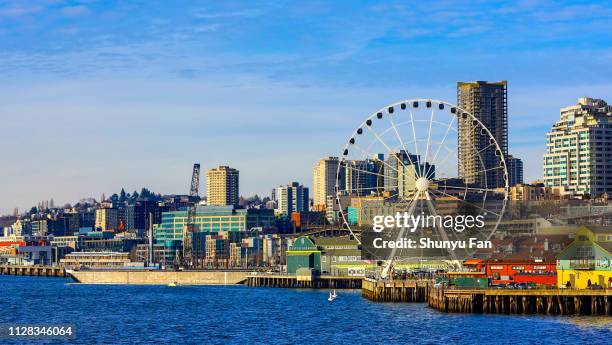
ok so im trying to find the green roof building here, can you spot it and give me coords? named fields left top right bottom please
left=286, top=237, right=321, bottom=274
left=286, top=235, right=365, bottom=276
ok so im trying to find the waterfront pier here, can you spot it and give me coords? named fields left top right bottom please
left=427, top=286, right=612, bottom=316
left=0, top=264, right=67, bottom=277
left=246, top=273, right=362, bottom=289
left=361, top=278, right=431, bottom=302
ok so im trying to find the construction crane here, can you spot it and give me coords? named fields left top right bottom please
left=182, top=163, right=201, bottom=268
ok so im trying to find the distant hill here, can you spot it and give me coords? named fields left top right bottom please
left=0, top=216, right=17, bottom=228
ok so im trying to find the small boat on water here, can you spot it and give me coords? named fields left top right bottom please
left=168, top=282, right=178, bottom=287
left=328, top=289, right=337, bottom=302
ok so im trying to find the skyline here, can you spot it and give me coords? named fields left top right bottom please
left=2, top=1, right=612, bottom=214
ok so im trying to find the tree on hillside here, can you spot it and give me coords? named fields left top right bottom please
left=119, top=188, right=127, bottom=204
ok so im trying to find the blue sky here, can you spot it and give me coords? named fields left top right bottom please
left=1, top=0, right=612, bottom=214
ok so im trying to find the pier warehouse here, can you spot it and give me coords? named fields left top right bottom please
left=465, top=259, right=557, bottom=287
left=287, top=236, right=365, bottom=277
left=556, top=227, right=612, bottom=289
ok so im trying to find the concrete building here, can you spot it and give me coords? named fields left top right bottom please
left=507, top=155, right=523, bottom=187
left=134, top=243, right=173, bottom=267
left=2, top=245, right=53, bottom=265
left=457, top=81, right=508, bottom=188
left=507, top=183, right=556, bottom=201
left=543, top=97, right=612, bottom=197
left=262, top=234, right=290, bottom=267
left=326, top=194, right=351, bottom=224
left=95, top=207, right=119, bottom=231
left=31, top=219, right=48, bottom=236
left=206, top=166, right=239, bottom=206
left=276, top=182, right=309, bottom=216
left=313, top=157, right=344, bottom=211
left=11, top=219, right=30, bottom=236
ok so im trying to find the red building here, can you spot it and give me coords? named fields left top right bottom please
left=464, top=259, right=557, bottom=286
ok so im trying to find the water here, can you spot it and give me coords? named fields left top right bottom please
left=1, top=276, right=610, bottom=344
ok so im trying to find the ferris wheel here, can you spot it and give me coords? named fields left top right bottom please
left=334, top=99, right=509, bottom=270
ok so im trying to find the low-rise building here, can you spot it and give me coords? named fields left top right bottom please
left=286, top=236, right=364, bottom=277
left=60, top=251, right=142, bottom=269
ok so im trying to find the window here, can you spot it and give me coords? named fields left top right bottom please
left=576, top=246, right=593, bottom=259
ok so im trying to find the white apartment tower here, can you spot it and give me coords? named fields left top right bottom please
left=276, top=182, right=309, bottom=215
left=543, top=98, right=612, bottom=197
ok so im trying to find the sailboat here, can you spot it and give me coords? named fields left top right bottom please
left=328, top=289, right=337, bottom=302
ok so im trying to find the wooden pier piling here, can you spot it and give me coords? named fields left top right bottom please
left=246, top=274, right=362, bottom=289
left=0, top=264, right=67, bottom=278
left=361, top=279, right=431, bottom=302
left=425, top=286, right=611, bottom=316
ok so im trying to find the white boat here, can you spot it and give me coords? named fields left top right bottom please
left=168, top=282, right=178, bottom=287
left=328, top=290, right=337, bottom=302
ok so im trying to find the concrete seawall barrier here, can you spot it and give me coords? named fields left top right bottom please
left=67, top=269, right=251, bottom=285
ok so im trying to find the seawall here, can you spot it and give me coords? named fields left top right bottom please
left=67, top=269, right=250, bottom=285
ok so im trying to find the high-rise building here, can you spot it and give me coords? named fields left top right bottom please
left=507, top=155, right=524, bottom=186
left=457, top=81, right=508, bottom=188
left=543, top=97, right=612, bottom=197
left=384, top=151, right=432, bottom=197
left=206, top=166, right=239, bottom=206
left=345, top=157, right=382, bottom=196
left=95, top=207, right=119, bottom=231
left=276, top=182, right=309, bottom=215
left=313, top=157, right=344, bottom=211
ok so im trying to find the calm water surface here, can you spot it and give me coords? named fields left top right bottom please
left=1, top=276, right=610, bottom=344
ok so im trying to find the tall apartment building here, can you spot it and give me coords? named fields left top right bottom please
left=313, top=157, right=344, bottom=211
left=457, top=81, right=508, bottom=188
left=95, top=207, right=119, bottom=231
left=507, top=155, right=524, bottom=186
left=276, top=182, right=309, bottom=215
left=206, top=166, right=239, bottom=206
left=543, top=97, right=612, bottom=197
left=384, top=151, right=433, bottom=197
left=344, top=157, right=382, bottom=196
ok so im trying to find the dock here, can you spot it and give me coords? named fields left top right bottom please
left=0, top=264, right=67, bottom=277
left=360, top=278, right=611, bottom=316
left=427, top=286, right=611, bottom=316
left=361, top=278, right=431, bottom=302
left=246, top=273, right=362, bottom=289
